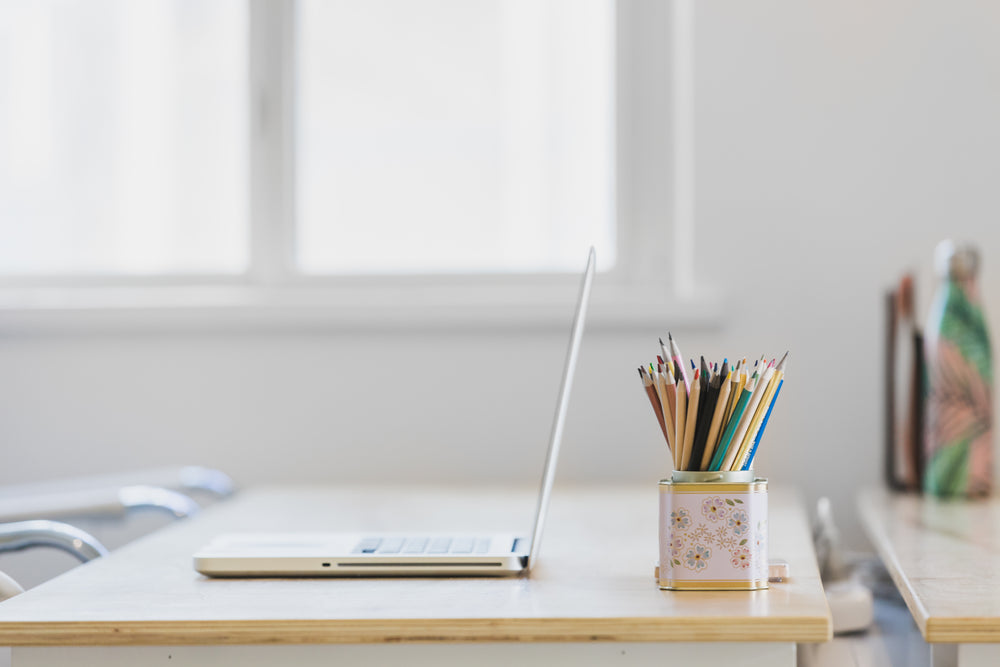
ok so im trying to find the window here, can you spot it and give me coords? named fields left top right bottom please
left=0, top=1, right=248, bottom=276
left=0, top=0, right=616, bottom=278
left=0, top=1, right=700, bottom=327
left=295, top=0, right=615, bottom=275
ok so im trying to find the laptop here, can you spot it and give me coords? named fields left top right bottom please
left=193, top=247, right=595, bottom=577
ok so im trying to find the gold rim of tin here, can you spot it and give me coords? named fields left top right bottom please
left=671, top=470, right=756, bottom=483
left=659, top=480, right=767, bottom=494
left=658, top=579, right=769, bottom=591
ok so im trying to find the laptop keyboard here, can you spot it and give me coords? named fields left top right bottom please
left=352, top=537, right=492, bottom=555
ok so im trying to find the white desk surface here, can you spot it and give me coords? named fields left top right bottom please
left=0, top=484, right=831, bottom=646
left=860, top=486, right=1000, bottom=643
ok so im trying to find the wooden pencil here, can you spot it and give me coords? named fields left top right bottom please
left=659, top=338, right=672, bottom=379
left=668, top=332, right=690, bottom=392
left=689, top=358, right=719, bottom=470
left=663, top=360, right=677, bottom=418
left=721, top=365, right=775, bottom=471
left=741, top=378, right=784, bottom=471
left=710, top=374, right=755, bottom=471
left=737, top=352, right=788, bottom=470
left=655, top=366, right=675, bottom=457
left=639, top=368, right=670, bottom=446
left=680, top=368, right=701, bottom=470
left=731, top=363, right=782, bottom=470
left=724, top=359, right=746, bottom=425
left=673, top=374, right=687, bottom=470
left=700, top=368, right=733, bottom=470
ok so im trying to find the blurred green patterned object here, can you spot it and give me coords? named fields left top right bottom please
left=923, top=241, right=993, bottom=497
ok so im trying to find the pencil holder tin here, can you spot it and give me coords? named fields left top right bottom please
left=658, top=470, right=768, bottom=590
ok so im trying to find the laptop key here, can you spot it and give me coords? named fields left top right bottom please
left=450, top=538, right=474, bottom=554
left=377, top=538, right=404, bottom=554
left=353, top=537, right=381, bottom=554
left=427, top=538, right=452, bottom=554
left=402, top=538, right=429, bottom=554
left=474, top=538, right=491, bottom=554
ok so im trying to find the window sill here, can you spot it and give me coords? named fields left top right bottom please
left=0, top=284, right=726, bottom=335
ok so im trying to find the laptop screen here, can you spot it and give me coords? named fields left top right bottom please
left=525, top=247, right=595, bottom=571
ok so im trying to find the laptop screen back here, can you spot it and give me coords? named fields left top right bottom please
left=525, top=247, right=595, bottom=572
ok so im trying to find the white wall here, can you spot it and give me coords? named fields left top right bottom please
left=3, top=0, right=1000, bottom=559
left=689, top=0, right=1000, bottom=544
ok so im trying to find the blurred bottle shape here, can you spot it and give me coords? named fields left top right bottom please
left=923, top=241, right=993, bottom=497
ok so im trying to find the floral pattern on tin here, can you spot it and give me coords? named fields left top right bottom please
left=730, top=546, right=751, bottom=569
left=689, top=524, right=713, bottom=543
left=713, top=525, right=737, bottom=550
left=728, top=509, right=749, bottom=536
left=665, top=494, right=764, bottom=581
left=684, top=544, right=711, bottom=571
left=701, top=497, right=728, bottom=522
left=753, top=519, right=768, bottom=564
left=670, top=536, right=684, bottom=558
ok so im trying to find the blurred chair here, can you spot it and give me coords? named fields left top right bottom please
left=0, top=520, right=108, bottom=602
left=0, top=484, right=201, bottom=524
left=0, top=466, right=234, bottom=602
left=0, top=465, right=234, bottom=512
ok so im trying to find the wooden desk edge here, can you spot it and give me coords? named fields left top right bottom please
left=0, top=615, right=832, bottom=646
left=857, top=489, right=935, bottom=642
left=861, top=490, right=1000, bottom=643
left=922, top=617, right=1000, bottom=643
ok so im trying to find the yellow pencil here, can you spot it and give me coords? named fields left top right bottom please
left=725, top=362, right=748, bottom=426
left=720, top=360, right=740, bottom=430
left=721, top=365, right=774, bottom=471
left=734, top=352, right=788, bottom=470
left=731, top=365, right=782, bottom=470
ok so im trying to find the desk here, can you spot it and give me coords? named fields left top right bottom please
left=859, top=487, right=1000, bottom=667
left=0, top=485, right=830, bottom=666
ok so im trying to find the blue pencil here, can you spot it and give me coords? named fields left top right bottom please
left=741, top=380, right=783, bottom=471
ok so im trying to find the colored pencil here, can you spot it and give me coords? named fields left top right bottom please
left=639, top=368, right=669, bottom=446
left=655, top=366, right=675, bottom=456
left=737, top=352, right=788, bottom=470
left=673, top=376, right=687, bottom=469
left=640, top=338, right=785, bottom=473
left=730, top=363, right=781, bottom=470
left=668, top=332, right=690, bottom=392
left=724, top=360, right=747, bottom=425
left=741, top=379, right=783, bottom=471
left=689, top=358, right=719, bottom=470
left=709, top=376, right=755, bottom=471
left=700, top=368, right=733, bottom=470
left=721, top=365, right=775, bottom=471
left=680, top=368, right=701, bottom=469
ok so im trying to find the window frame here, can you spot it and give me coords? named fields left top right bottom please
left=0, top=0, right=720, bottom=332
